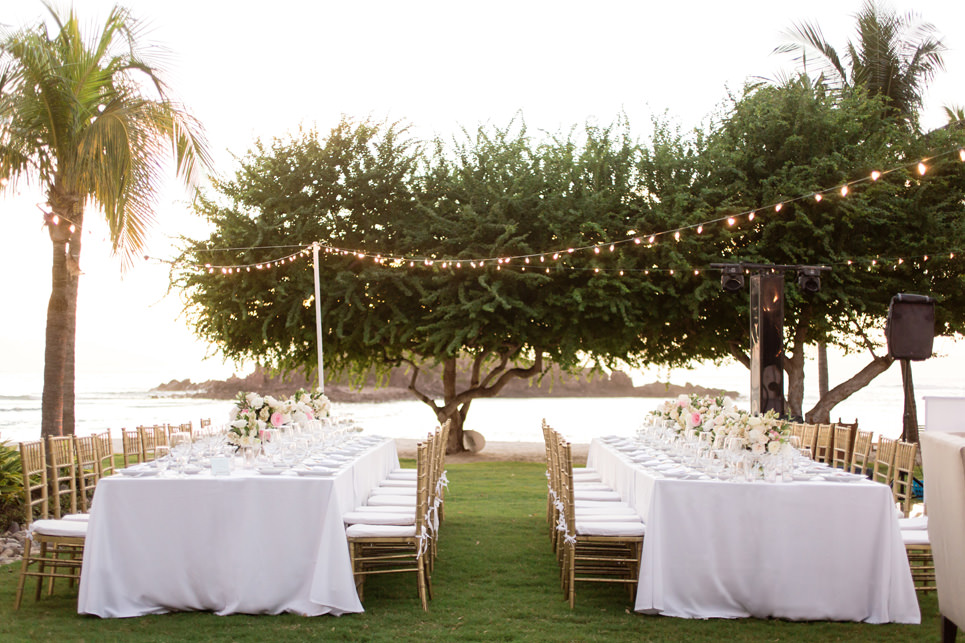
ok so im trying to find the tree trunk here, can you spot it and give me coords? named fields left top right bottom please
left=41, top=224, right=71, bottom=439
left=900, top=360, right=919, bottom=443
left=63, top=223, right=82, bottom=436
left=817, top=342, right=829, bottom=398
left=784, top=349, right=805, bottom=420
left=805, top=355, right=895, bottom=423
left=406, top=351, right=544, bottom=454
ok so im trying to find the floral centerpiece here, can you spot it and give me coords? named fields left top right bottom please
left=648, top=394, right=793, bottom=454
left=294, top=388, right=331, bottom=420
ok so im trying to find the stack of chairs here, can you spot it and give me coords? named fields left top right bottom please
left=542, top=421, right=646, bottom=608
left=14, top=439, right=88, bottom=609
left=341, top=421, right=450, bottom=610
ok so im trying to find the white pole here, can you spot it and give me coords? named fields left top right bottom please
left=312, top=242, right=324, bottom=393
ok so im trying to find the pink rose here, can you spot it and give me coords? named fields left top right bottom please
left=270, top=412, right=284, bottom=427
left=306, top=410, right=314, bottom=421
left=691, top=412, right=701, bottom=425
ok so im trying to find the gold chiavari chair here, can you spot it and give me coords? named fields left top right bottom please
left=137, top=425, right=159, bottom=462
left=347, top=442, right=432, bottom=610
left=94, top=430, right=116, bottom=478
left=789, top=423, right=806, bottom=444
left=831, top=424, right=855, bottom=470
left=800, top=423, right=818, bottom=459
left=559, top=438, right=645, bottom=608
left=872, top=436, right=899, bottom=487
left=14, top=441, right=87, bottom=609
left=19, top=441, right=49, bottom=523
left=72, top=435, right=100, bottom=513
left=893, top=440, right=919, bottom=518
left=813, top=424, right=835, bottom=464
left=121, top=428, right=142, bottom=466
left=849, top=430, right=874, bottom=477
left=47, top=436, right=77, bottom=519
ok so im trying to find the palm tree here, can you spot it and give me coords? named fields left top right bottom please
left=775, top=0, right=946, bottom=129
left=0, top=4, right=211, bottom=438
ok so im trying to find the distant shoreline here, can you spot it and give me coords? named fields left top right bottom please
left=153, top=364, right=739, bottom=403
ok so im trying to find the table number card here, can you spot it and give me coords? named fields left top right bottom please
left=210, top=456, right=231, bottom=476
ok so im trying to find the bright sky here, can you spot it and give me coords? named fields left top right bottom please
left=1, top=0, right=963, bottom=386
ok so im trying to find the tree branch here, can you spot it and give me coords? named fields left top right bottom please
left=442, top=350, right=544, bottom=414
left=805, top=355, right=895, bottom=423
left=728, top=340, right=750, bottom=368
left=403, top=358, right=439, bottom=413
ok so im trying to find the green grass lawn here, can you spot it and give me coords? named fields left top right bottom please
left=0, top=461, right=942, bottom=642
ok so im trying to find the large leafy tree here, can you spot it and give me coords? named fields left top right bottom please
left=0, top=4, right=210, bottom=438
left=775, top=0, right=946, bottom=130
left=174, top=117, right=670, bottom=451
left=638, top=78, right=965, bottom=421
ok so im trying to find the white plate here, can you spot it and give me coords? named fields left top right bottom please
left=295, top=468, right=336, bottom=477
left=257, top=467, right=287, bottom=475
left=119, top=468, right=153, bottom=477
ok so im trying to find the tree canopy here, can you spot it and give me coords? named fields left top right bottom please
left=175, top=80, right=965, bottom=448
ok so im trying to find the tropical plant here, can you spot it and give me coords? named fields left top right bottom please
left=0, top=441, right=24, bottom=530
left=774, top=0, right=945, bottom=130
left=0, top=3, right=210, bottom=438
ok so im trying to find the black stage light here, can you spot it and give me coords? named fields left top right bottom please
left=797, top=267, right=822, bottom=293
left=721, top=265, right=744, bottom=292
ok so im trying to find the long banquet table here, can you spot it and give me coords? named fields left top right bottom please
left=78, top=437, right=398, bottom=617
left=587, top=438, right=920, bottom=623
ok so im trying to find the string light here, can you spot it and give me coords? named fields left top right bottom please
left=918, top=162, right=927, bottom=176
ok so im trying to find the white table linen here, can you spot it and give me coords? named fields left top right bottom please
left=78, top=438, right=398, bottom=618
left=587, top=439, right=920, bottom=623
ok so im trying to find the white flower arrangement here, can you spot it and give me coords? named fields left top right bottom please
left=649, top=394, right=792, bottom=454
left=227, top=407, right=264, bottom=448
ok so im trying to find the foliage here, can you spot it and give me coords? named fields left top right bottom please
left=775, top=0, right=946, bottom=130
left=0, top=3, right=210, bottom=437
left=174, top=117, right=672, bottom=448
left=639, top=78, right=965, bottom=418
left=0, top=442, right=24, bottom=530
left=0, top=461, right=941, bottom=640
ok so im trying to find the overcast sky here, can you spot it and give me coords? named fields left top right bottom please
left=2, top=0, right=963, bottom=386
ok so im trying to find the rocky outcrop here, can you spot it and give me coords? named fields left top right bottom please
left=155, top=363, right=738, bottom=402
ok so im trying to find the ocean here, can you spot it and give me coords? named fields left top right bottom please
left=3, top=350, right=965, bottom=445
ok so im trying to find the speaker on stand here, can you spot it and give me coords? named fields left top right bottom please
left=886, top=294, right=936, bottom=442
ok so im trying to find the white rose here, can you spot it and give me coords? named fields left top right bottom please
left=747, top=415, right=763, bottom=427
left=767, top=440, right=782, bottom=454
left=751, top=442, right=766, bottom=455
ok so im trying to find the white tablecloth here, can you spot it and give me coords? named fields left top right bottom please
left=78, top=438, right=398, bottom=617
left=587, top=439, right=920, bottom=623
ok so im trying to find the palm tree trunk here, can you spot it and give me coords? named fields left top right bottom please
left=62, top=226, right=83, bottom=436
left=41, top=236, right=70, bottom=439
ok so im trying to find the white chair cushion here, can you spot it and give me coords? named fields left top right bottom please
left=574, top=482, right=614, bottom=491
left=371, top=487, right=417, bottom=496
left=29, top=519, right=88, bottom=538
left=346, top=523, right=417, bottom=538
left=343, top=511, right=416, bottom=526
left=575, top=520, right=646, bottom=537
left=61, top=513, right=90, bottom=522
left=575, top=513, right=644, bottom=522
left=574, top=489, right=623, bottom=502
left=575, top=500, right=633, bottom=511
left=901, top=530, right=930, bottom=546
left=387, top=470, right=418, bottom=479
left=378, top=478, right=416, bottom=487
left=366, top=495, right=417, bottom=507
left=898, top=516, right=928, bottom=530
left=351, top=505, right=415, bottom=514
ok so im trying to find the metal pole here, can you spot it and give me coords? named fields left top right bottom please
left=312, top=242, right=324, bottom=393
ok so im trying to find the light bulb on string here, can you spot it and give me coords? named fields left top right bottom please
left=748, top=212, right=755, bottom=221
left=840, top=185, right=849, bottom=197
left=814, top=193, right=823, bottom=202
left=918, top=162, right=927, bottom=175
left=633, top=238, right=641, bottom=245
left=727, top=217, right=735, bottom=226
left=960, top=149, right=965, bottom=162
left=594, top=246, right=601, bottom=254
left=674, top=231, right=680, bottom=241
left=609, top=244, right=614, bottom=252
left=648, top=235, right=655, bottom=244
left=871, top=171, right=881, bottom=181
left=775, top=203, right=783, bottom=212
left=697, top=225, right=703, bottom=234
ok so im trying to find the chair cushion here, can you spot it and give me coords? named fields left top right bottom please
left=574, top=482, right=614, bottom=491
left=575, top=500, right=633, bottom=511
left=371, top=487, right=417, bottom=496
left=575, top=513, right=644, bottom=522
left=898, top=516, right=928, bottom=530
left=351, top=505, right=415, bottom=514
left=574, top=489, right=623, bottom=502
left=366, top=495, right=417, bottom=507
left=29, top=519, right=88, bottom=538
left=378, top=478, right=416, bottom=487
left=61, top=513, right=90, bottom=522
left=901, top=530, right=930, bottom=546
left=343, top=511, right=416, bottom=526
left=575, top=520, right=646, bottom=537
left=346, top=523, right=417, bottom=538
left=387, top=469, right=418, bottom=479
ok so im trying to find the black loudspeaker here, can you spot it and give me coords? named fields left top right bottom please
left=886, top=294, right=936, bottom=361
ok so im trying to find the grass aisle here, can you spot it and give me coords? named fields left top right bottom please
left=0, top=461, right=941, bottom=642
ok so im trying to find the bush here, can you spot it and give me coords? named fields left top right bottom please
left=0, top=442, right=24, bottom=530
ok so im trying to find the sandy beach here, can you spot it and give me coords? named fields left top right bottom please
left=395, top=438, right=588, bottom=465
